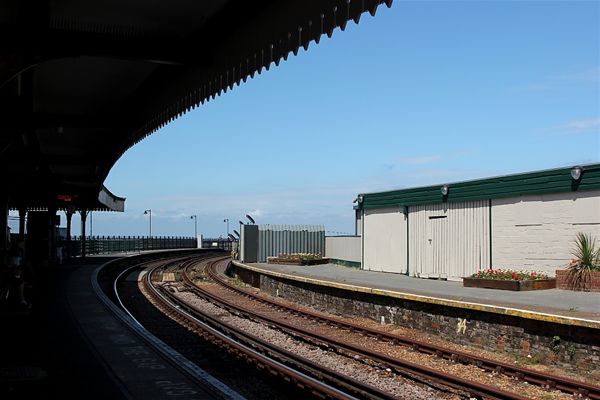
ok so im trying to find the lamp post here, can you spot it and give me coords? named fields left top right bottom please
left=190, top=215, right=197, bottom=238
left=223, top=218, right=229, bottom=237
left=144, top=209, right=152, bottom=237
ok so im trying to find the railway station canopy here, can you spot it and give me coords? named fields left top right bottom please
left=0, top=0, right=391, bottom=212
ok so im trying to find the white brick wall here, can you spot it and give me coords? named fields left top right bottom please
left=492, top=190, right=600, bottom=276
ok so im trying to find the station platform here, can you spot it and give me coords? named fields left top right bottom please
left=237, top=262, right=600, bottom=329
left=1, top=257, right=126, bottom=400
left=1, top=255, right=238, bottom=400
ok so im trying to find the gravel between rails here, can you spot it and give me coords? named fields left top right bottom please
left=186, top=266, right=578, bottom=400
left=168, top=283, right=461, bottom=400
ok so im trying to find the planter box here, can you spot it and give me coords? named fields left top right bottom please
left=463, top=277, right=556, bottom=291
left=267, top=258, right=329, bottom=266
left=556, top=269, right=600, bottom=292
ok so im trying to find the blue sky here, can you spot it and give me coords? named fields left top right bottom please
left=12, top=0, right=599, bottom=238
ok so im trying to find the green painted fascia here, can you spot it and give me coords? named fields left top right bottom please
left=359, top=163, right=600, bottom=209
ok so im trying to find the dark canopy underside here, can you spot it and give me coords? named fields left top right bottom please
left=0, top=0, right=391, bottom=211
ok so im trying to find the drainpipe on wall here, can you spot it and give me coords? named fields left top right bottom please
left=361, top=207, right=365, bottom=270
left=489, top=198, right=493, bottom=268
left=405, top=205, right=409, bottom=276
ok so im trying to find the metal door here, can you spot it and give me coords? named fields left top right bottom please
left=425, top=213, right=448, bottom=279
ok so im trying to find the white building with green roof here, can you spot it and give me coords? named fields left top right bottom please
left=353, top=164, right=600, bottom=280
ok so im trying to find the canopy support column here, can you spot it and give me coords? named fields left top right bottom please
left=18, top=207, right=26, bottom=241
left=80, top=209, right=88, bottom=258
left=0, top=198, right=8, bottom=255
left=65, top=208, right=74, bottom=259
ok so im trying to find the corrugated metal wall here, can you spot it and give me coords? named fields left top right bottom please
left=409, top=201, right=490, bottom=280
left=257, top=224, right=325, bottom=262
left=325, top=236, right=361, bottom=262
left=363, top=207, right=407, bottom=273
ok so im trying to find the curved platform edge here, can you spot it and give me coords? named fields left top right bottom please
left=67, top=256, right=246, bottom=400
left=232, top=260, right=600, bottom=331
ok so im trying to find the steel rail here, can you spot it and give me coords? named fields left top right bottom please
left=102, top=253, right=247, bottom=400
left=206, top=258, right=600, bottom=400
left=183, top=258, right=530, bottom=400
left=113, top=255, right=195, bottom=325
left=144, top=259, right=391, bottom=400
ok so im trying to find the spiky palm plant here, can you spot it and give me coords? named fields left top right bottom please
left=567, top=233, right=600, bottom=291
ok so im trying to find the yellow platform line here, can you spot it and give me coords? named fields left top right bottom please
left=232, top=261, right=600, bottom=330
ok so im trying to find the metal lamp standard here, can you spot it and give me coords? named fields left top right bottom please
left=144, top=209, right=152, bottom=237
left=190, top=215, right=197, bottom=238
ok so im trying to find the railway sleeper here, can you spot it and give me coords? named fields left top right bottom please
left=577, top=388, right=589, bottom=398
left=514, top=372, right=524, bottom=381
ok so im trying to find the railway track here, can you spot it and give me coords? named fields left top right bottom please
left=96, top=252, right=248, bottom=400
left=202, top=258, right=600, bottom=400
left=131, top=254, right=600, bottom=399
left=144, top=259, right=417, bottom=399
left=183, top=258, right=526, bottom=399
left=147, top=258, right=494, bottom=398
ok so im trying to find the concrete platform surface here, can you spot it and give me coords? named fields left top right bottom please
left=1, top=257, right=127, bottom=400
left=1, top=256, right=236, bottom=400
left=247, top=262, right=600, bottom=327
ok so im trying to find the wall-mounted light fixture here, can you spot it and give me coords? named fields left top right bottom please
left=570, top=166, right=583, bottom=181
left=357, top=194, right=364, bottom=204
left=441, top=185, right=449, bottom=196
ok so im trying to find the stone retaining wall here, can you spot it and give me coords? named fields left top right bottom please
left=232, top=265, right=600, bottom=374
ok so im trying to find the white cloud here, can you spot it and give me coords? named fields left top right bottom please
left=246, top=208, right=264, bottom=218
left=385, top=151, right=468, bottom=170
left=395, top=155, right=443, bottom=165
left=554, top=67, right=600, bottom=83
left=509, top=66, right=599, bottom=93
left=555, top=119, right=600, bottom=131
left=544, top=118, right=600, bottom=135
left=149, top=184, right=364, bottom=223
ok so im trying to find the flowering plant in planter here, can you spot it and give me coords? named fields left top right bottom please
left=464, top=268, right=555, bottom=291
left=565, top=233, right=600, bottom=291
left=267, top=253, right=329, bottom=265
left=470, top=268, right=549, bottom=281
left=276, top=253, right=322, bottom=262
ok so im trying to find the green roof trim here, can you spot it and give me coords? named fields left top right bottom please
left=358, top=164, right=600, bottom=210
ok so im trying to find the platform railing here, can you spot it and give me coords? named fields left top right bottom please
left=66, top=236, right=197, bottom=256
